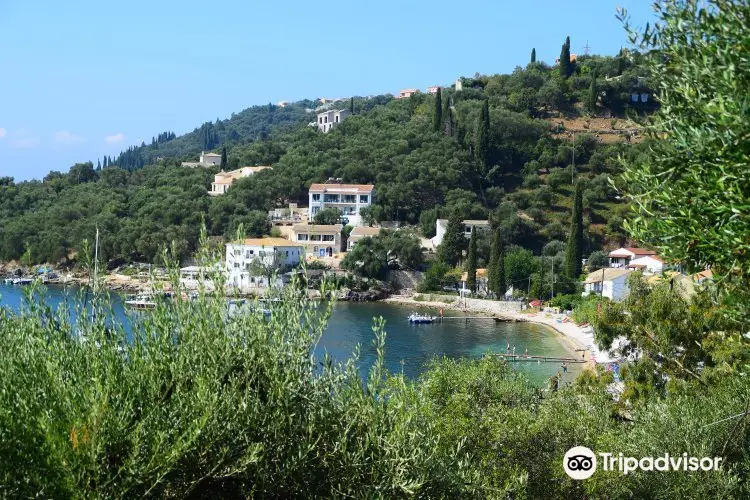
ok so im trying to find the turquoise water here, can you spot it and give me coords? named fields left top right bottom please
left=0, top=284, right=579, bottom=384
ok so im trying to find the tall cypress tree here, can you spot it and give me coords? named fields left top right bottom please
left=531, top=48, right=536, bottom=63
left=488, top=228, right=506, bottom=298
left=465, top=226, right=478, bottom=293
left=433, top=88, right=442, bottom=133
left=475, top=100, right=490, bottom=174
left=349, top=97, right=354, bottom=114
left=97, top=159, right=102, bottom=170
left=221, top=146, right=227, bottom=169
left=586, top=70, right=598, bottom=114
left=564, top=181, right=584, bottom=286
left=437, top=211, right=466, bottom=266
left=559, top=36, right=571, bottom=78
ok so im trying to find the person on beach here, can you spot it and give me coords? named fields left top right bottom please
left=562, top=362, right=568, bottom=373
left=506, top=342, right=510, bottom=353
left=557, top=370, right=562, bottom=380
left=524, top=347, right=528, bottom=358
left=512, top=345, right=516, bottom=355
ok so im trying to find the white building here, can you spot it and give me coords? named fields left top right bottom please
left=317, top=109, right=351, bottom=133
left=181, top=151, right=223, bottom=168
left=626, top=255, right=664, bottom=274
left=427, top=85, right=441, bottom=95
left=308, top=180, right=375, bottom=227
left=225, top=238, right=303, bottom=292
left=291, top=224, right=342, bottom=258
left=397, top=89, right=420, bottom=99
left=608, top=247, right=657, bottom=268
left=209, top=166, right=272, bottom=196
left=347, top=226, right=381, bottom=251
left=582, top=268, right=633, bottom=301
left=431, top=219, right=490, bottom=247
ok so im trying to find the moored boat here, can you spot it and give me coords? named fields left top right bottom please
left=125, top=295, right=157, bottom=310
left=12, top=278, right=33, bottom=285
left=408, top=312, right=436, bottom=324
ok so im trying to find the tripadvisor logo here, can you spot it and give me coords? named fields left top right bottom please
left=563, top=446, right=723, bottom=480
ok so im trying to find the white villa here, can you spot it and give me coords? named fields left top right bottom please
left=308, top=180, right=375, bottom=227
left=347, top=226, right=381, bottom=251
left=225, top=238, right=303, bottom=292
left=582, top=268, right=633, bottom=301
left=209, top=166, right=272, bottom=196
left=317, top=109, right=351, bottom=133
left=626, top=255, right=664, bottom=274
left=608, top=247, right=657, bottom=268
left=397, top=89, right=420, bottom=99
left=182, top=151, right=222, bottom=168
left=291, top=224, right=342, bottom=258
left=431, top=219, right=490, bottom=247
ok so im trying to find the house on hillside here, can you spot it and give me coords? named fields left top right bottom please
left=209, top=166, right=272, bottom=196
left=291, top=224, right=343, bottom=258
left=608, top=247, right=656, bottom=268
left=397, top=89, right=420, bottom=99
left=308, top=179, right=374, bottom=227
left=626, top=255, right=664, bottom=274
left=347, top=226, right=381, bottom=251
left=268, top=203, right=308, bottom=226
left=427, top=86, right=441, bottom=95
left=582, top=268, right=632, bottom=301
left=317, top=109, right=351, bottom=133
left=225, top=238, right=303, bottom=292
left=431, top=219, right=490, bottom=247
left=182, top=151, right=222, bottom=168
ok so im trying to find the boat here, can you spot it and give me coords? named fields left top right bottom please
left=125, top=295, right=157, bottom=310
left=408, top=312, right=436, bottom=324
left=12, top=278, right=33, bottom=285
left=2, top=278, right=13, bottom=285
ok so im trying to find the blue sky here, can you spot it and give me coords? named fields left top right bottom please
left=0, top=0, right=655, bottom=181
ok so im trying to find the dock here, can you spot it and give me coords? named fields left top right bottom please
left=487, top=353, right=587, bottom=363
left=436, top=316, right=512, bottom=322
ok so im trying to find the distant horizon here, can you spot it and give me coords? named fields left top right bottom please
left=0, top=0, right=656, bottom=181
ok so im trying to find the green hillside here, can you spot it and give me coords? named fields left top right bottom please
left=0, top=47, right=654, bottom=268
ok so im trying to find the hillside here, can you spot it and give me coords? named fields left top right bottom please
left=0, top=47, right=653, bottom=268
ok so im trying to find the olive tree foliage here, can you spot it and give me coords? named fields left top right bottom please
left=0, top=238, right=469, bottom=498
left=618, top=1, right=750, bottom=309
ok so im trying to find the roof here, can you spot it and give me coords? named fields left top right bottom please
left=630, top=255, right=663, bottom=264
left=292, top=224, right=343, bottom=233
left=309, top=183, right=374, bottom=194
left=608, top=247, right=656, bottom=258
left=202, top=152, right=221, bottom=157
left=463, top=220, right=490, bottom=226
left=240, top=165, right=272, bottom=173
left=584, top=268, right=632, bottom=284
left=350, top=226, right=381, bottom=237
left=400, top=88, right=419, bottom=93
left=233, top=238, right=300, bottom=247
left=694, top=269, right=713, bottom=280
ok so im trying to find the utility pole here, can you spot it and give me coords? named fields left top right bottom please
left=527, top=276, right=531, bottom=298
left=551, top=257, right=555, bottom=301
left=600, top=267, right=605, bottom=297
left=583, top=41, right=591, bottom=56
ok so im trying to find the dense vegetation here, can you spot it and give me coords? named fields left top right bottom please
left=2, top=41, right=652, bottom=272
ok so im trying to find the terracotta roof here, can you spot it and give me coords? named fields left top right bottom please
left=584, top=268, right=632, bottom=284
left=694, top=269, right=713, bottom=280
left=309, top=183, right=374, bottom=193
left=292, top=223, right=343, bottom=233
left=350, top=226, right=381, bottom=237
left=235, top=238, right=300, bottom=247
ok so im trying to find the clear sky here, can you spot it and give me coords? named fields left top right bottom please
left=0, top=0, right=655, bottom=181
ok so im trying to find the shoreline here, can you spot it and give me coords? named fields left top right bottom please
left=382, top=294, right=597, bottom=368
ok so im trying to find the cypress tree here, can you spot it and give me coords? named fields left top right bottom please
left=586, top=70, right=598, bottom=114
left=97, top=159, right=101, bottom=170
left=488, top=228, right=506, bottom=298
left=433, top=88, right=442, bottom=133
left=564, top=181, right=584, bottom=286
left=350, top=97, right=354, bottom=114
left=437, top=211, right=466, bottom=266
left=475, top=100, right=490, bottom=174
left=221, top=146, right=227, bottom=168
left=559, top=36, right=571, bottom=78
left=531, top=48, right=536, bottom=63
left=465, top=226, right=478, bottom=293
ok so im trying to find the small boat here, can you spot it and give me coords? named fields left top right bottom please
left=2, top=278, right=13, bottom=285
left=125, top=295, right=157, bottom=310
left=408, top=312, right=436, bottom=324
left=12, top=278, right=33, bottom=285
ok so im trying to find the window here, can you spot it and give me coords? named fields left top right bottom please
left=297, top=234, right=308, bottom=241
left=285, top=251, right=289, bottom=256
left=312, top=206, right=320, bottom=215
left=310, top=235, right=322, bottom=242
left=324, top=116, right=328, bottom=123
left=234, top=249, right=240, bottom=256
left=312, top=194, right=320, bottom=202
left=324, top=194, right=340, bottom=203
left=342, top=195, right=356, bottom=203
left=233, top=263, right=239, bottom=268
left=322, top=235, right=334, bottom=242
left=335, top=115, right=339, bottom=123
left=245, top=250, right=254, bottom=258
left=259, top=251, right=265, bottom=257
left=359, top=195, right=369, bottom=203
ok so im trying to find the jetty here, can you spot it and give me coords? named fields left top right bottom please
left=488, top=353, right=586, bottom=363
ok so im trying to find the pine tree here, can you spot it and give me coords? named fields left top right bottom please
left=475, top=100, right=490, bottom=174
left=433, top=89, right=442, bottom=132
left=221, top=146, right=227, bottom=169
left=444, top=106, right=455, bottom=137
left=559, top=36, right=571, bottom=78
left=564, top=181, right=584, bottom=287
left=465, top=226, right=478, bottom=293
left=531, top=48, right=536, bottom=63
left=350, top=97, right=354, bottom=114
left=488, top=229, right=500, bottom=297
left=437, top=211, right=466, bottom=266
left=586, top=70, right=598, bottom=114
left=97, top=159, right=101, bottom=170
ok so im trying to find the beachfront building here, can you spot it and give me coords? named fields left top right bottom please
left=608, top=247, right=657, bottom=268
left=291, top=224, right=342, bottom=258
left=225, top=238, right=303, bottom=291
left=182, top=151, right=222, bottom=168
left=431, top=219, right=490, bottom=247
left=308, top=180, right=375, bottom=227
left=179, top=265, right=222, bottom=291
left=209, top=166, right=272, bottom=195
left=317, top=109, right=351, bottom=133
left=347, top=226, right=381, bottom=251
left=582, top=268, right=633, bottom=301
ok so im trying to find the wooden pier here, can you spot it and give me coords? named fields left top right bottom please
left=436, top=316, right=511, bottom=322
left=487, top=353, right=586, bottom=363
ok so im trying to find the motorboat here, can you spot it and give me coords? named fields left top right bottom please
left=12, top=278, right=33, bottom=285
left=125, top=294, right=157, bottom=310
left=408, top=312, right=436, bottom=324
left=2, top=278, right=13, bottom=285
